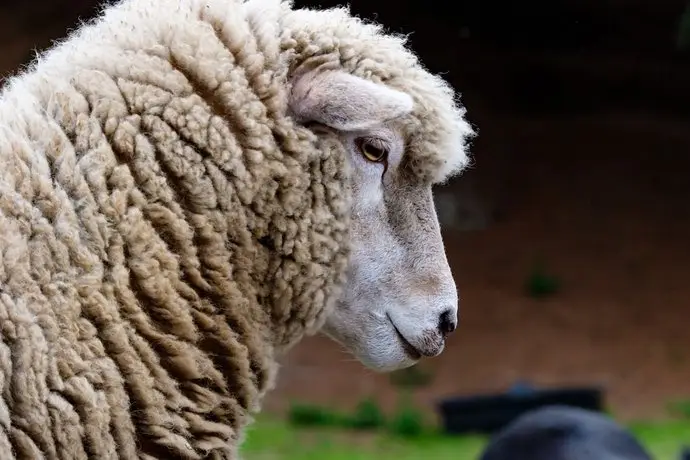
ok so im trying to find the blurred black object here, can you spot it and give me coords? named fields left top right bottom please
left=436, top=382, right=603, bottom=435
left=478, top=405, right=652, bottom=460
left=680, top=445, right=690, bottom=460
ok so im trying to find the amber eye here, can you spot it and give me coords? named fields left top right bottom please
left=356, top=138, right=389, bottom=163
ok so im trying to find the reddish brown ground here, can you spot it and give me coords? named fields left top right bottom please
left=2, top=3, right=689, bottom=423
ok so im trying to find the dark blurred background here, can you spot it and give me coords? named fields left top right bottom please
left=2, top=0, right=689, bottom=426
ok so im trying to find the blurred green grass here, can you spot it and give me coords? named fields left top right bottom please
left=241, top=415, right=690, bottom=460
left=630, top=419, right=690, bottom=460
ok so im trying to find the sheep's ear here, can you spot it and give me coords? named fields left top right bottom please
left=288, top=70, right=414, bottom=131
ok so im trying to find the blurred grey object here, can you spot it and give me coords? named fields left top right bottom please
left=479, top=405, right=653, bottom=460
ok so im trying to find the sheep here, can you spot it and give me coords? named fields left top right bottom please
left=0, top=0, right=473, bottom=458
left=479, top=405, right=653, bottom=460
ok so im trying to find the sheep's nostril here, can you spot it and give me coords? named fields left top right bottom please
left=438, top=309, right=457, bottom=337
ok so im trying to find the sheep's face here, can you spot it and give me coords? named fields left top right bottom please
left=289, top=69, right=465, bottom=372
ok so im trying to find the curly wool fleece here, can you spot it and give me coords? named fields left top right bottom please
left=0, top=0, right=468, bottom=458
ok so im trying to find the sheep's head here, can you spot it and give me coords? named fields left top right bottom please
left=288, top=67, right=473, bottom=371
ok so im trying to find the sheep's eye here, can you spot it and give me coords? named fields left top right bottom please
left=356, top=138, right=388, bottom=163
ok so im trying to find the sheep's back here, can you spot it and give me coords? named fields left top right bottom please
left=0, top=0, right=352, bottom=457
left=0, top=23, right=285, bottom=460
left=0, top=83, right=141, bottom=458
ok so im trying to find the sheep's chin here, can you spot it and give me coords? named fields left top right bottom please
left=320, top=318, right=420, bottom=372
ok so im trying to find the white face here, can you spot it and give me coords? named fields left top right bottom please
left=289, top=68, right=464, bottom=372
left=319, top=124, right=459, bottom=372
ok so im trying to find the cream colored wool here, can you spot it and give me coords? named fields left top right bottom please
left=0, top=0, right=470, bottom=458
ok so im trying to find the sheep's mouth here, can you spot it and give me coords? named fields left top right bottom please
left=386, top=315, right=422, bottom=360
